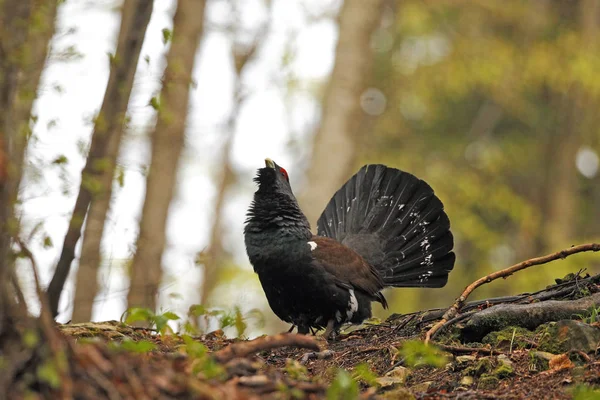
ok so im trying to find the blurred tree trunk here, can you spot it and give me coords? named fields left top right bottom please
left=299, top=0, right=384, bottom=226
left=201, top=141, right=234, bottom=306
left=0, top=0, right=58, bottom=278
left=200, top=24, right=266, bottom=306
left=128, top=0, right=206, bottom=312
left=65, top=0, right=154, bottom=322
left=0, top=0, right=58, bottom=380
left=538, top=0, right=599, bottom=253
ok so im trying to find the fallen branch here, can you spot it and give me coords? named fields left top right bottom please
left=430, top=310, right=479, bottom=341
left=417, top=271, right=595, bottom=325
left=461, top=292, right=600, bottom=341
left=425, top=243, right=600, bottom=343
left=213, top=333, right=320, bottom=363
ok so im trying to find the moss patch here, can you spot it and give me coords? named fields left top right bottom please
left=482, top=326, right=536, bottom=350
left=463, top=357, right=494, bottom=377
left=494, top=362, right=514, bottom=378
left=478, top=374, right=500, bottom=390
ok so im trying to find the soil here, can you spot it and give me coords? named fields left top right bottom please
left=6, top=273, right=600, bottom=399
left=45, top=311, right=600, bottom=399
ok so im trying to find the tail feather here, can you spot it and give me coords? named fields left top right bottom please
left=316, top=164, right=455, bottom=288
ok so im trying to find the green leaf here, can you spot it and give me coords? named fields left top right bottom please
left=42, top=236, right=53, bottom=249
left=23, top=330, right=39, bottom=348
left=572, top=384, right=600, bottom=400
left=120, top=339, right=156, bottom=353
left=154, top=311, right=179, bottom=334
left=188, top=304, right=208, bottom=317
left=234, top=306, right=247, bottom=337
left=116, top=166, right=125, bottom=188
left=37, top=360, right=60, bottom=388
left=326, top=369, right=359, bottom=400
left=52, top=155, right=68, bottom=165
left=149, top=96, right=160, bottom=110
left=182, top=334, right=208, bottom=358
left=161, top=311, right=180, bottom=321
left=352, top=363, right=378, bottom=387
left=399, top=340, right=448, bottom=369
left=122, top=307, right=155, bottom=325
left=161, top=28, right=172, bottom=45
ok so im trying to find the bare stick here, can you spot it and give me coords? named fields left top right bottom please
left=425, top=243, right=600, bottom=343
left=214, top=333, right=320, bottom=363
left=437, top=344, right=501, bottom=355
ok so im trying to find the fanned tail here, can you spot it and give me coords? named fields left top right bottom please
left=316, top=164, right=455, bottom=288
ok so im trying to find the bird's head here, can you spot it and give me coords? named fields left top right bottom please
left=254, top=158, right=295, bottom=198
left=246, top=158, right=311, bottom=239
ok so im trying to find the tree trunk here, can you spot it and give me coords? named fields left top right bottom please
left=538, top=0, right=599, bottom=253
left=127, top=0, right=207, bottom=312
left=0, top=0, right=58, bottom=280
left=199, top=25, right=266, bottom=306
left=0, top=0, right=58, bottom=378
left=298, top=0, right=384, bottom=226
left=66, top=0, right=154, bottom=322
left=200, top=142, right=234, bottom=306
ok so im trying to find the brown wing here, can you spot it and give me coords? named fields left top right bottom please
left=310, top=236, right=388, bottom=307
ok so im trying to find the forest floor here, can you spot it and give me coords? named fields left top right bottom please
left=30, top=272, right=600, bottom=400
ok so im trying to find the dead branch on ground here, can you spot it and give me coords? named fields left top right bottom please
left=461, top=292, right=600, bottom=341
left=214, top=333, right=321, bottom=363
left=425, top=243, right=600, bottom=343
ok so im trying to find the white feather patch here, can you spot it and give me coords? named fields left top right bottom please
left=346, top=289, right=358, bottom=320
left=308, top=241, right=317, bottom=251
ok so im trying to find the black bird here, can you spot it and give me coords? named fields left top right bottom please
left=244, top=158, right=455, bottom=338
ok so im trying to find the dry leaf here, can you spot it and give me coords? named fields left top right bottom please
left=549, top=353, right=574, bottom=371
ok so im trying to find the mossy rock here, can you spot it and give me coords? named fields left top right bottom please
left=380, top=388, right=415, bottom=400
left=537, top=320, right=600, bottom=353
left=529, top=351, right=554, bottom=372
left=478, top=374, right=500, bottom=390
left=482, top=326, right=535, bottom=350
left=493, top=362, right=514, bottom=378
left=463, top=357, right=494, bottom=377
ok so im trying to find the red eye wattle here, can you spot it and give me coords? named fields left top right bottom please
left=279, top=167, right=289, bottom=181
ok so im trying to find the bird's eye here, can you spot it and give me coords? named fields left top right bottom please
left=279, top=167, right=289, bottom=181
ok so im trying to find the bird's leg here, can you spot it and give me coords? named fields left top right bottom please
left=323, top=319, right=336, bottom=341
left=287, top=324, right=295, bottom=333
left=309, top=327, right=317, bottom=335
left=297, top=325, right=310, bottom=335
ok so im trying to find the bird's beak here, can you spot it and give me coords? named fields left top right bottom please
left=265, top=158, right=276, bottom=169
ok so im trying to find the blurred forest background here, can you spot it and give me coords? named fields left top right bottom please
left=1, top=0, right=599, bottom=336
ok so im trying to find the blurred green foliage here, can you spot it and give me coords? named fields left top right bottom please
left=361, top=1, right=600, bottom=313
left=399, top=340, right=448, bottom=369
left=326, top=369, right=360, bottom=400
left=121, top=305, right=264, bottom=338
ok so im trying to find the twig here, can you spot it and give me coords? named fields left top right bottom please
left=9, top=267, right=28, bottom=315
left=430, top=310, right=478, bottom=341
left=509, top=328, right=516, bottom=353
left=437, top=344, right=500, bottom=355
left=425, top=243, right=600, bottom=343
left=213, top=333, right=320, bottom=363
left=569, top=349, right=591, bottom=362
left=390, top=314, right=416, bottom=335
